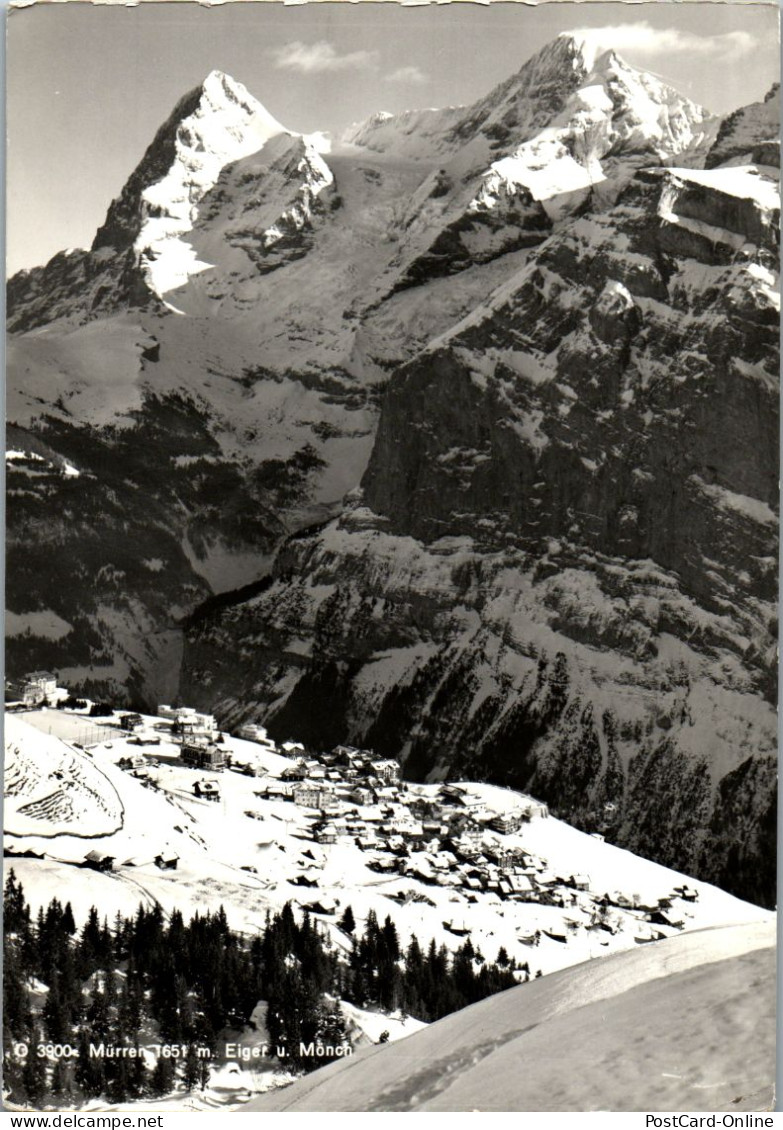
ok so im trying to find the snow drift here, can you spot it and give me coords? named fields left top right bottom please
left=248, top=919, right=775, bottom=1112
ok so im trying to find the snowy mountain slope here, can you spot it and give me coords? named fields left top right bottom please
left=248, top=919, right=775, bottom=1112
left=4, top=718, right=123, bottom=837
left=182, top=98, right=779, bottom=906
left=5, top=46, right=778, bottom=906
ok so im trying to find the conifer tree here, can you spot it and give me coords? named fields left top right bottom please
left=119, top=973, right=144, bottom=1038
left=21, top=1044, right=48, bottom=1107
left=43, top=973, right=71, bottom=1043
left=182, top=1043, right=201, bottom=1091
left=150, top=1054, right=175, bottom=1097
left=197, top=1053, right=211, bottom=1092
left=21, top=1035, right=48, bottom=1107
left=106, top=1056, right=132, bottom=1104
left=315, top=1003, right=350, bottom=1057
left=338, top=905, right=356, bottom=934
left=50, top=1057, right=71, bottom=1098
left=62, top=903, right=77, bottom=936
left=4, top=870, right=30, bottom=935
left=3, top=1045, right=27, bottom=1105
left=129, top=1051, right=149, bottom=1100
left=4, top=939, right=32, bottom=1041
left=75, top=1030, right=106, bottom=1100
left=85, top=980, right=112, bottom=1043
left=79, top=907, right=103, bottom=977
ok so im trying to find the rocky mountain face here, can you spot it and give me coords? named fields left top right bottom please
left=184, top=87, right=778, bottom=907
left=705, top=83, right=780, bottom=170
left=7, top=39, right=778, bottom=903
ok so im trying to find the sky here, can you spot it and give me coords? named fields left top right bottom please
left=6, top=1, right=780, bottom=275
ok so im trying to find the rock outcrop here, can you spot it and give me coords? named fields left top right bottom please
left=705, top=84, right=780, bottom=170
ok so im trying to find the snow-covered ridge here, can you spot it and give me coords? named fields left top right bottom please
left=341, top=34, right=597, bottom=161
left=341, top=104, right=466, bottom=157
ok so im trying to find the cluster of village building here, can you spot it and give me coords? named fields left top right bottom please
left=116, top=704, right=585, bottom=912
left=6, top=677, right=697, bottom=940
left=223, top=728, right=606, bottom=916
left=146, top=711, right=693, bottom=936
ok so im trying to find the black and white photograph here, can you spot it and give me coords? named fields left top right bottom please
left=3, top=0, right=779, bottom=1114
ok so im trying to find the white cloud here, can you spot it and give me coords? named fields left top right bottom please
left=271, top=41, right=379, bottom=74
left=567, top=23, right=756, bottom=65
left=386, top=65, right=430, bottom=86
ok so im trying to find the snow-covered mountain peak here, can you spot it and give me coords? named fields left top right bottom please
left=200, top=68, right=258, bottom=108
left=446, top=36, right=715, bottom=253
left=455, top=35, right=627, bottom=160
left=549, top=36, right=712, bottom=143
left=112, top=70, right=292, bottom=299
left=193, top=69, right=288, bottom=143
left=554, top=30, right=628, bottom=74
left=551, top=30, right=600, bottom=69
left=492, top=32, right=593, bottom=107
left=156, top=70, right=289, bottom=197
left=91, top=73, right=290, bottom=256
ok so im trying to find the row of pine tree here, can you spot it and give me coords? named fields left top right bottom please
left=3, top=870, right=520, bottom=1108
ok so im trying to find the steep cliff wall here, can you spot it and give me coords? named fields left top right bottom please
left=182, top=159, right=778, bottom=905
